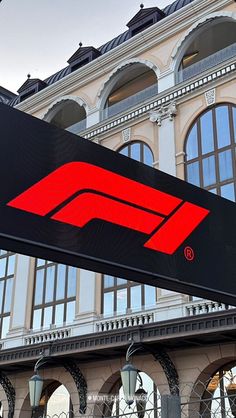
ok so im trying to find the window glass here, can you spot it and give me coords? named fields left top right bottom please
left=104, top=292, right=114, bottom=316
left=131, top=286, right=142, bottom=311
left=104, top=275, right=114, bottom=288
left=43, top=306, right=52, bottom=328
left=32, top=309, right=42, bottom=330
left=56, top=264, right=66, bottom=300
left=0, top=282, right=3, bottom=311
left=131, top=143, right=141, bottom=161
left=0, top=259, right=6, bottom=278
left=144, top=145, right=153, bottom=166
left=117, top=289, right=127, bottom=314
left=55, top=304, right=64, bottom=326
left=216, top=106, right=231, bottom=148
left=117, top=278, right=127, bottom=286
left=219, top=150, right=233, bottom=181
left=233, top=107, right=236, bottom=141
left=1, top=316, right=10, bottom=339
left=119, top=147, right=128, bottom=156
left=221, top=183, right=235, bottom=201
left=209, top=188, right=217, bottom=195
left=200, top=110, right=214, bottom=154
left=145, top=285, right=156, bottom=307
left=37, top=258, right=46, bottom=267
left=66, top=301, right=75, bottom=323
left=186, top=125, right=198, bottom=160
left=45, top=266, right=55, bottom=303
left=4, top=278, right=13, bottom=313
left=0, top=250, right=6, bottom=256
left=67, top=267, right=77, bottom=297
left=203, top=156, right=216, bottom=187
left=187, top=162, right=200, bottom=186
left=35, top=269, right=44, bottom=305
left=7, top=255, right=15, bottom=276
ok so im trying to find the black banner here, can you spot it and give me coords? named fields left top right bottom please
left=0, top=103, right=236, bottom=304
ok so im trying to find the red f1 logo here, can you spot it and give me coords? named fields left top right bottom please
left=7, top=162, right=210, bottom=255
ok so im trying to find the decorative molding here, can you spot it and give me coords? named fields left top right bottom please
left=149, top=102, right=177, bottom=126
left=0, top=372, right=15, bottom=418
left=64, top=360, right=87, bottom=414
left=205, top=88, right=216, bottom=106
left=154, top=349, right=179, bottom=396
left=84, top=61, right=235, bottom=140
left=122, top=127, right=131, bottom=143
left=41, top=95, right=89, bottom=121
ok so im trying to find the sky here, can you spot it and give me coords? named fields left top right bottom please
left=0, top=0, right=171, bottom=94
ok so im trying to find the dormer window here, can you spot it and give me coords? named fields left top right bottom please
left=17, top=77, right=47, bottom=103
left=127, top=4, right=165, bottom=38
left=67, top=44, right=101, bottom=73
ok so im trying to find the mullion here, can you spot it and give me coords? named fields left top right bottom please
left=212, top=108, right=221, bottom=190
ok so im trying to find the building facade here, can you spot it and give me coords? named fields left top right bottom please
left=0, top=0, right=236, bottom=416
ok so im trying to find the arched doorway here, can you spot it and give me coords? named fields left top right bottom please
left=32, top=381, right=73, bottom=418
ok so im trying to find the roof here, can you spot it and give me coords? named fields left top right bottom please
left=10, top=0, right=196, bottom=106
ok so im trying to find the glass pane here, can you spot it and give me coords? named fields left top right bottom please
left=221, top=183, right=235, bottom=202
left=103, top=292, right=114, bottom=316
left=143, top=145, right=153, bottom=166
left=66, top=301, right=75, bottom=323
left=104, top=275, right=114, bottom=288
left=34, top=269, right=44, bottom=305
left=4, top=278, right=13, bottom=313
left=219, top=150, right=233, bottom=181
left=200, top=110, right=214, bottom=154
left=186, top=124, right=198, bottom=160
left=67, top=267, right=77, bottom=297
left=119, top=146, right=128, bottom=156
left=117, top=278, right=127, bottom=286
left=0, top=258, right=6, bottom=278
left=56, top=264, right=66, bottom=300
left=209, top=188, right=217, bottom=195
left=145, top=285, right=156, bottom=307
left=37, top=258, right=46, bottom=267
left=7, top=255, right=15, bottom=276
left=203, top=156, right=216, bottom=187
left=117, top=288, right=127, bottom=314
left=43, top=306, right=52, bottom=328
left=32, top=309, right=42, bottom=330
left=45, top=266, right=55, bottom=303
left=216, top=106, right=230, bottom=148
left=131, top=286, right=142, bottom=311
left=1, top=316, right=10, bottom=338
left=131, top=143, right=141, bottom=161
left=233, top=107, right=236, bottom=141
left=0, top=281, right=3, bottom=312
left=0, top=250, right=7, bottom=256
left=55, top=304, right=64, bottom=326
left=187, top=162, right=200, bottom=186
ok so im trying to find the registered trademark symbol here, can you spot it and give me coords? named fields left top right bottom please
left=184, top=246, right=195, bottom=261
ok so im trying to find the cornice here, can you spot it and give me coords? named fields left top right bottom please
left=15, top=0, right=233, bottom=115
left=0, top=309, right=236, bottom=368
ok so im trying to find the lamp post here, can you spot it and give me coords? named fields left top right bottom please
left=29, top=355, right=44, bottom=409
left=120, top=341, right=147, bottom=415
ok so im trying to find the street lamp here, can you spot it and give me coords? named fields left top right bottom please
left=29, top=355, right=44, bottom=409
left=120, top=341, right=147, bottom=414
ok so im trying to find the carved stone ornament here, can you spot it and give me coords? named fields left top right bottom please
left=205, top=89, right=216, bottom=107
left=122, top=127, right=131, bottom=143
left=149, top=102, right=177, bottom=126
left=0, top=371, right=15, bottom=418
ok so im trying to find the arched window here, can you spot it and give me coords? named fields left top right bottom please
left=185, top=104, right=236, bottom=201
left=177, top=20, right=236, bottom=82
left=119, top=141, right=154, bottom=166
left=33, top=382, right=73, bottom=418
left=48, top=99, right=86, bottom=133
left=102, top=142, right=156, bottom=316
left=200, top=363, right=236, bottom=417
left=0, top=250, right=15, bottom=339
left=101, top=64, right=158, bottom=119
left=31, top=258, right=77, bottom=330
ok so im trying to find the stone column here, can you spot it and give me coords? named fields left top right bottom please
left=73, top=269, right=98, bottom=336
left=6, top=255, right=34, bottom=348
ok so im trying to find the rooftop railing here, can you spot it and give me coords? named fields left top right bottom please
left=101, top=83, right=159, bottom=120
left=178, top=42, right=236, bottom=82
